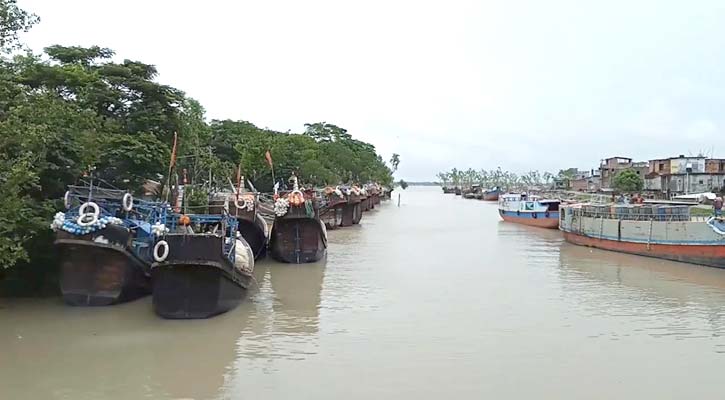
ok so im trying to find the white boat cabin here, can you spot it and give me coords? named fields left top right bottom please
left=498, top=193, right=560, bottom=213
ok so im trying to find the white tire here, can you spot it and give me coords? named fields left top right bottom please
left=153, top=240, right=169, bottom=262
left=77, top=202, right=100, bottom=227
left=122, top=193, right=133, bottom=212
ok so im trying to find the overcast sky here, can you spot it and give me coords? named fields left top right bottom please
left=18, top=0, right=725, bottom=180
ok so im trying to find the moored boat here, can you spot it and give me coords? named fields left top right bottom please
left=498, top=193, right=560, bottom=229
left=482, top=186, right=501, bottom=201
left=269, top=189, right=328, bottom=263
left=339, top=185, right=363, bottom=226
left=212, top=191, right=269, bottom=260
left=320, top=187, right=346, bottom=230
left=151, top=213, right=254, bottom=319
left=559, top=203, right=725, bottom=268
left=52, top=185, right=166, bottom=306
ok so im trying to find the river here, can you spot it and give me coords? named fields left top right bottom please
left=2, top=186, right=725, bottom=399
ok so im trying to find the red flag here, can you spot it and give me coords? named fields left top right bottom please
left=265, top=150, right=273, bottom=167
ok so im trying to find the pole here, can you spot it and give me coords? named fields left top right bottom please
left=397, top=193, right=401, bottom=207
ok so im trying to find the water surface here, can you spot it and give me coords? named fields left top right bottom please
left=3, top=187, right=725, bottom=399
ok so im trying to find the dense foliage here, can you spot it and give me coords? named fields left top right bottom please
left=0, top=1, right=394, bottom=292
left=436, top=168, right=555, bottom=190
left=612, top=169, right=644, bottom=193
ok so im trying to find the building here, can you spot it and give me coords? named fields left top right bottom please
left=570, top=169, right=601, bottom=192
left=645, top=155, right=725, bottom=196
left=599, top=157, right=648, bottom=189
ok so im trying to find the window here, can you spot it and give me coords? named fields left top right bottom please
left=659, top=163, right=664, bottom=171
left=699, top=180, right=704, bottom=184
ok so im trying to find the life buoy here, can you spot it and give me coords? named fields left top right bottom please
left=77, top=202, right=100, bottom=227
left=153, top=240, right=169, bottom=262
left=64, top=191, right=72, bottom=209
left=532, top=212, right=538, bottom=219
left=289, top=190, right=305, bottom=207
left=122, top=193, right=133, bottom=212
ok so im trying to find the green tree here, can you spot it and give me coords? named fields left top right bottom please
left=0, top=0, right=39, bottom=53
left=390, top=153, right=400, bottom=172
left=399, top=179, right=408, bottom=190
left=612, top=169, right=644, bottom=193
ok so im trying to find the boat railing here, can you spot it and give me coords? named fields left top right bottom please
left=568, top=207, right=692, bottom=222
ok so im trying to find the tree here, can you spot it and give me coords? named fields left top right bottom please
left=612, top=169, right=644, bottom=193
left=399, top=179, right=408, bottom=190
left=390, top=153, right=400, bottom=173
left=0, top=0, right=39, bottom=54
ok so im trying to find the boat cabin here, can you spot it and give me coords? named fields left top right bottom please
left=499, top=193, right=560, bottom=213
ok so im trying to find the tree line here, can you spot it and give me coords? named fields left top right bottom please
left=436, top=168, right=556, bottom=190
left=0, top=1, right=394, bottom=287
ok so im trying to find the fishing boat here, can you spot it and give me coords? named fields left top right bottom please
left=454, top=187, right=462, bottom=196
left=52, top=185, right=166, bottom=306
left=498, top=193, right=560, bottom=229
left=320, top=187, right=346, bottom=230
left=269, top=188, right=328, bottom=263
left=341, top=186, right=364, bottom=226
left=151, top=213, right=254, bottom=319
left=559, top=203, right=725, bottom=268
left=211, top=191, right=269, bottom=260
left=442, top=186, right=456, bottom=194
left=464, top=184, right=482, bottom=199
left=482, top=186, right=501, bottom=201
left=360, top=188, right=370, bottom=212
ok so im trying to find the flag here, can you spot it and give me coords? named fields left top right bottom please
left=265, top=150, right=273, bottom=167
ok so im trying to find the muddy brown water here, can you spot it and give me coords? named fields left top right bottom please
left=3, top=186, right=725, bottom=399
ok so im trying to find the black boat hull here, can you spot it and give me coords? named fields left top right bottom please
left=151, top=235, right=252, bottom=319
left=237, top=214, right=268, bottom=260
left=152, top=265, right=247, bottom=319
left=269, top=218, right=327, bottom=263
left=56, top=225, right=150, bottom=306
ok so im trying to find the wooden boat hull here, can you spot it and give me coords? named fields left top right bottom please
left=151, top=235, right=251, bottom=319
left=341, top=201, right=362, bottom=226
left=499, top=210, right=560, bottom=229
left=483, top=192, right=500, bottom=201
left=152, top=265, right=247, bottom=319
left=56, top=226, right=150, bottom=306
left=352, top=203, right=363, bottom=224
left=237, top=214, right=268, bottom=260
left=563, top=231, right=725, bottom=269
left=270, top=218, right=327, bottom=263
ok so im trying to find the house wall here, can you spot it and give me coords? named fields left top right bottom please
left=705, top=159, right=725, bottom=173
left=667, top=173, right=725, bottom=193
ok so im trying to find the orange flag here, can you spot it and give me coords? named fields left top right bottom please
left=265, top=150, right=273, bottom=167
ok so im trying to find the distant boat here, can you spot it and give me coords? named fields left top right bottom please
left=560, top=203, right=725, bottom=268
left=498, top=193, right=560, bottom=229
left=53, top=185, right=165, bottom=306
left=482, top=187, right=501, bottom=201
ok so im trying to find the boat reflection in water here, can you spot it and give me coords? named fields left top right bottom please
left=233, top=259, right=325, bottom=358
left=557, top=242, right=725, bottom=339
left=0, top=295, right=254, bottom=400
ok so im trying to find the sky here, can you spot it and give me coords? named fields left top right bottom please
left=17, top=0, right=725, bottom=181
